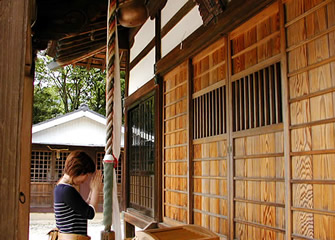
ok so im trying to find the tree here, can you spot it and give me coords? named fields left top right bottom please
left=35, top=55, right=88, bottom=113
left=33, top=85, right=63, bottom=124
left=83, top=68, right=106, bottom=116
left=33, top=52, right=125, bottom=123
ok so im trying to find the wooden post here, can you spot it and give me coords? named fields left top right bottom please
left=279, top=0, right=291, bottom=239
left=154, top=9, right=163, bottom=223
left=0, top=0, right=33, bottom=240
left=187, top=58, right=194, bottom=224
left=101, top=231, right=115, bottom=240
left=227, top=34, right=235, bottom=240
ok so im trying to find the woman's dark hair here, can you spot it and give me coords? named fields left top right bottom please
left=64, top=151, right=96, bottom=177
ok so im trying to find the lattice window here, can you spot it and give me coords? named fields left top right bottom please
left=193, top=85, right=227, bottom=139
left=116, top=152, right=122, bottom=184
left=128, top=95, right=155, bottom=216
left=55, top=151, right=70, bottom=179
left=232, top=62, right=282, bottom=132
left=96, top=152, right=104, bottom=172
left=31, top=151, right=52, bottom=182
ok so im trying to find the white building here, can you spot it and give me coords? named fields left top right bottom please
left=30, top=104, right=123, bottom=212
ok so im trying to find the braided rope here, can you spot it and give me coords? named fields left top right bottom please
left=103, top=0, right=118, bottom=232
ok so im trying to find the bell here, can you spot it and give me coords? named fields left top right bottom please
left=118, top=0, right=148, bottom=27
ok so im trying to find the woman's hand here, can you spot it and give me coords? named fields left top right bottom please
left=90, top=170, right=103, bottom=193
left=88, top=170, right=103, bottom=211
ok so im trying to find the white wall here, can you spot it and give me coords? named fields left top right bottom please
left=129, top=47, right=155, bottom=95
left=129, top=17, right=156, bottom=95
left=130, top=18, right=155, bottom=62
left=32, top=117, right=108, bottom=146
left=161, top=0, right=188, bottom=27
left=162, top=5, right=203, bottom=57
left=128, top=1, right=203, bottom=96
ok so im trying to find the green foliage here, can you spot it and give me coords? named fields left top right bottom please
left=83, top=68, right=107, bottom=116
left=33, top=85, right=63, bottom=124
left=33, top=52, right=125, bottom=124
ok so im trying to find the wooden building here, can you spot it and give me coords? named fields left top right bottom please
left=122, top=0, right=335, bottom=240
left=1, top=0, right=335, bottom=239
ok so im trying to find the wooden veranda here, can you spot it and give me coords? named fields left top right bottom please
left=1, top=0, right=335, bottom=239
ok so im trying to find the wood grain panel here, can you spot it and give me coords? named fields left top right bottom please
left=305, top=6, right=327, bottom=38
left=292, top=211, right=314, bottom=238
left=309, top=64, right=333, bottom=93
left=290, top=99, right=311, bottom=125
left=285, top=0, right=335, bottom=238
left=289, top=73, right=309, bottom=99
left=310, top=92, right=334, bottom=121
left=285, top=0, right=305, bottom=22
left=286, top=19, right=306, bottom=48
left=163, top=61, right=189, bottom=224
left=193, top=38, right=226, bottom=93
left=229, top=3, right=288, bottom=239
left=193, top=138, right=228, bottom=237
left=291, top=127, right=312, bottom=152
left=311, top=123, right=335, bottom=150
left=230, top=5, right=280, bottom=75
left=233, top=131, right=285, bottom=239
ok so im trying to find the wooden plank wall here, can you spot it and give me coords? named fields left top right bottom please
left=229, top=3, right=285, bottom=240
left=163, top=61, right=189, bottom=224
left=160, top=0, right=335, bottom=239
left=192, top=39, right=229, bottom=238
left=284, top=0, right=335, bottom=239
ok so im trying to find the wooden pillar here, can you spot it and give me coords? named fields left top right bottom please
left=154, top=10, right=163, bottom=223
left=278, top=1, right=292, bottom=239
left=101, top=231, right=115, bottom=240
left=0, top=0, right=34, bottom=240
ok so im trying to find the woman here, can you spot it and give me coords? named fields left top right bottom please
left=54, top=151, right=103, bottom=240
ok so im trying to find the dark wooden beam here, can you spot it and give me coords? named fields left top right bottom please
left=130, top=39, right=155, bottom=70
left=161, top=0, right=196, bottom=37
left=156, top=0, right=276, bottom=76
left=122, top=108, right=129, bottom=212
left=58, top=30, right=106, bottom=46
left=56, top=43, right=105, bottom=63
left=124, top=78, right=156, bottom=109
left=154, top=11, right=162, bottom=223
left=57, top=36, right=106, bottom=53
left=147, top=0, right=167, bottom=19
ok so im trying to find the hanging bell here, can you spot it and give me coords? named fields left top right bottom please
left=118, top=0, right=148, bottom=27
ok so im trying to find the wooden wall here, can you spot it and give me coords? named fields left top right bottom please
left=229, top=4, right=285, bottom=240
left=192, top=39, right=229, bottom=238
left=285, top=0, right=335, bottom=239
left=0, top=0, right=33, bottom=239
left=160, top=0, right=335, bottom=239
left=163, top=61, right=189, bottom=224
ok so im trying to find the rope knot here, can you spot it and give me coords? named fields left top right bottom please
left=103, top=154, right=118, bottom=168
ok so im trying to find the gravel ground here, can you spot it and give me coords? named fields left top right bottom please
left=29, top=213, right=123, bottom=240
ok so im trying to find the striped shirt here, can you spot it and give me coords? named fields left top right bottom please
left=54, top=184, right=95, bottom=235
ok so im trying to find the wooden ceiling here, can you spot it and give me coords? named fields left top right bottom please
left=32, top=0, right=226, bottom=70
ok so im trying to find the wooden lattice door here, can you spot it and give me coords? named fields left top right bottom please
left=192, top=38, right=229, bottom=238
left=30, top=150, right=70, bottom=211
left=229, top=3, right=286, bottom=239
left=128, top=95, right=155, bottom=217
